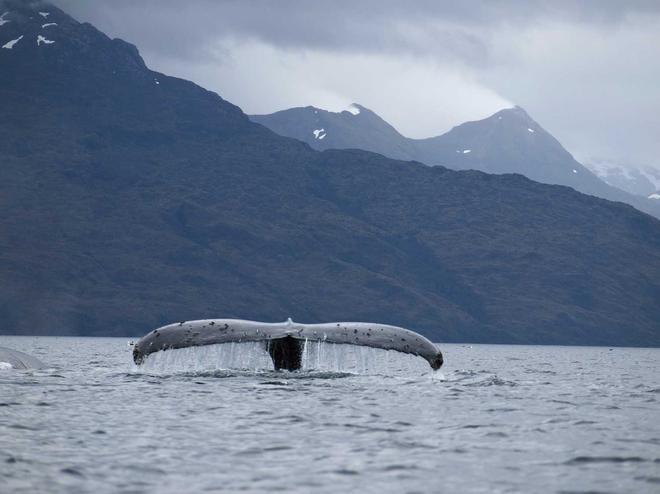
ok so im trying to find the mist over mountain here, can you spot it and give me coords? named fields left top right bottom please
left=585, top=161, right=660, bottom=199
left=251, top=106, right=660, bottom=219
left=1, top=1, right=660, bottom=346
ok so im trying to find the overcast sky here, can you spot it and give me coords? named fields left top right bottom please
left=54, top=0, right=660, bottom=168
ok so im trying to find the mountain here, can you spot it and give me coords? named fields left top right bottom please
left=1, top=1, right=660, bottom=346
left=250, top=104, right=418, bottom=161
left=251, top=106, right=660, bottom=219
left=585, top=161, right=660, bottom=199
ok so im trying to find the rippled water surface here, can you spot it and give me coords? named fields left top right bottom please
left=1, top=336, right=659, bottom=493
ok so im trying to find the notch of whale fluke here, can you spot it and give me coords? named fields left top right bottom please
left=132, top=319, right=443, bottom=370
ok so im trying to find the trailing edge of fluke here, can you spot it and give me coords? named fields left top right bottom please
left=133, top=318, right=444, bottom=371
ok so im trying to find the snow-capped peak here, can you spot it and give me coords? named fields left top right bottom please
left=347, top=104, right=360, bottom=116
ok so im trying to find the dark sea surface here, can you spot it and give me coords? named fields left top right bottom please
left=1, top=336, right=659, bottom=493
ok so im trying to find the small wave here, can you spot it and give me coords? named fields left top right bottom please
left=452, top=369, right=490, bottom=377
left=566, top=456, right=648, bottom=465
left=485, top=431, right=509, bottom=438
left=382, top=464, right=419, bottom=472
left=635, top=475, right=660, bottom=484
left=463, top=376, right=517, bottom=387
left=460, top=424, right=494, bottom=429
left=60, top=467, right=84, bottom=477
left=9, top=423, right=39, bottom=431
left=123, top=368, right=356, bottom=381
left=332, top=469, right=360, bottom=476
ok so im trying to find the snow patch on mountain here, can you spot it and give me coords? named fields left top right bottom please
left=586, top=160, right=660, bottom=198
left=39, top=12, right=49, bottom=18
left=347, top=104, right=360, bottom=115
left=42, top=23, right=57, bottom=28
left=649, top=193, right=660, bottom=200
left=640, top=168, right=660, bottom=190
left=313, top=129, right=326, bottom=140
left=588, top=161, right=633, bottom=180
left=37, top=35, right=54, bottom=46
left=0, top=11, right=10, bottom=26
left=2, top=35, right=22, bottom=49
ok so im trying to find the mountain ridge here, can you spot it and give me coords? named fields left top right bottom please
left=251, top=104, right=660, bottom=219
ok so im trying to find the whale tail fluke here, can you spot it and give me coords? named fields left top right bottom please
left=133, top=319, right=443, bottom=371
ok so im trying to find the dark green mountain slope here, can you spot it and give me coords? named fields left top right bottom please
left=1, top=1, right=659, bottom=345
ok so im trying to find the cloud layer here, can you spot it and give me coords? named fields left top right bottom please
left=54, top=0, right=660, bottom=166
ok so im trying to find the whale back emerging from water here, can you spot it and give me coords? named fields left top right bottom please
left=0, top=346, right=46, bottom=370
left=133, top=319, right=443, bottom=370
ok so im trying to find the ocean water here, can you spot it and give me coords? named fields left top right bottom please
left=1, top=336, right=659, bottom=494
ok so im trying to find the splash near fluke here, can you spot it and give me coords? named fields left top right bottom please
left=133, top=319, right=443, bottom=370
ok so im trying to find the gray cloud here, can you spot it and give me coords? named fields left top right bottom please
left=54, top=1, right=660, bottom=64
left=53, top=0, right=660, bottom=167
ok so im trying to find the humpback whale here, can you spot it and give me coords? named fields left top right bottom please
left=133, top=318, right=443, bottom=371
left=0, top=346, right=46, bottom=370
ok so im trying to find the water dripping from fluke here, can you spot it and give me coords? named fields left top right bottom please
left=132, top=318, right=443, bottom=375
